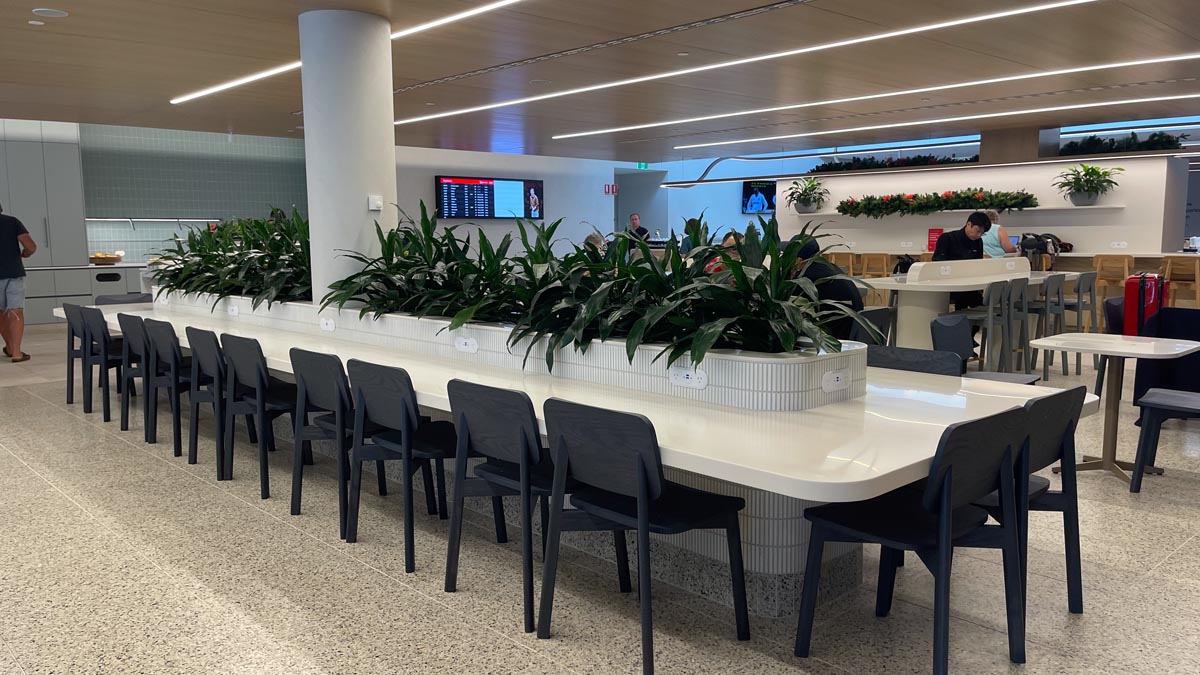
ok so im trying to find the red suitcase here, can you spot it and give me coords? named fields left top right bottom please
left=1123, top=273, right=1169, bottom=336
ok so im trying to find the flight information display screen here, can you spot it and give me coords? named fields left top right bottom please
left=435, top=176, right=544, bottom=219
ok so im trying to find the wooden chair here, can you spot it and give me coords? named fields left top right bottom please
left=826, top=251, right=855, bottom=276
left=860, top=253, right=892, bottom=306
left=1162, top=255, right=1200, bottom=307
left=1093, top=254, right=1133, bottom=300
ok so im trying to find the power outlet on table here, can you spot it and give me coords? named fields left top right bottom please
left=454, top=336, right=479, bottom=354
left=227, top=305, right=239, bottom=317
left=319, top=318, right=336, bottom=332
left=668, top=365, right=708, bottom=390
left=821, top=369, right=850, bottom=393
left=939, top=265, right=952, bottom=276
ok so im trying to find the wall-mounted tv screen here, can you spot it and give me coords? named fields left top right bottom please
left=742, top=180, right=776, bottom=214
left=436, top=175, right=544, bottom=220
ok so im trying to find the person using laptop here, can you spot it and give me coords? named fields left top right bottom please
left=981, top=209, right=1018, bottom=258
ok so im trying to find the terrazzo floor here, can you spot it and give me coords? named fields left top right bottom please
left=3, top=324, right=1200, bottom=674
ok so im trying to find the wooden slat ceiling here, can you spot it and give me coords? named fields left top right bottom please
left=1, top=0, right=1199, bottom=162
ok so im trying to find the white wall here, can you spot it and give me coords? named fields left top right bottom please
left=394, top=145, right=631, bottom=252
left=660, top=155, right=821, bottom=236
left=773, top=156, right=1187, bottom=255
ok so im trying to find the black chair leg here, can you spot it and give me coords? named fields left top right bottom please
left=1001, top=529, right=1026, bottom=664
left=170, top=383, right=182, bottom=457
left=346, top=456, right=364, bottom=544
left=1131, top=410, right=1163, bottom=493
left=223, top=404, right=237, bottom=481
left=521, top=487, right=535, bottom=633
left=256, top=410, right=270, bottom=499
left=435, top=458, right=449, bottom=519
left=402, top=451, right=416, bottom=573
left=1062, top=467, right=1084, bottom=614
left=82, top=357, right=93, bottom=414
left=876, top=546, right=901, bottom=617
left=1094, top=356, right=1107, bottom=397
left=444, top=457, right=469, bottom=592
left=213, top=399, right=226, bottom=481
left=187, top=397, right=201, bottom=464
left=66, top=352, right=75, bottom=404
left=536, top=484, right=566, bottom=639
left=245, top=414, right=258, bottom=444
left=726, top=518, right=750, bottom=641
left=145, top=383, right=158, bottom=443
left=614, top=530, right=632, bottom=593
left=540, top=495, right=550, bottom=556
left=793, top=527, right=826, bottom=657
left=337, top=435, right=350, bottom=540
left=932, top=545, right=953, bottom=675
left=100, top=362, right=112, bottom=423
left=420, top=462, right=437, bottom=515
left=636, top=521, right=654, bottom=675
left=376, top=460, right=388, bottom=496
left=290, top=422, right=306, bottom=516
left=120, top=373, right=132, bottom=431
left=492, top=496, right=508, bottom=544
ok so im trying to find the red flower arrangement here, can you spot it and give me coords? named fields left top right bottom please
left=834, top=188, right=1038, bottom=218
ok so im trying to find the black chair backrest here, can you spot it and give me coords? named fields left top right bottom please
left=116, top=313, right=148, bottom=359
left=348, top=359, right=421, bottom=435
left=1024, top=387, right=1087, bottom=473
left=1134, top=307, right=1200, bottom=402
left=1005, top=277, right=1030, bottom=313
left=867, top=345, right=964, bottom=377
left=79, top=306, right=112, bottom=347
left=1042, top=273, right=1066, bottom=309
left=63, top=303, right=86, bottom=342
left=1075, top=271, right=1097, bottom=299
left=447, top=379, right=541, bottom=465
left=1103, top=297, right=1124, bottom=334
left=143, top=319, right=183, bottom=371
left=923, top=407, right=1029, bottom=512
left=289, top=348, right=349, bottom=413
left=543, top=397, right=664, bottom=500
left=929, top=314, right=973, bottom=363
left=222, top=334, right=268, bottom=390
left=849, top=306, right=890, bottom=346
left=95, top=293, right=152, bottom=306
left=982, top=280, right=1008, bottom=309
left=186, top=327, right=225, bottom=380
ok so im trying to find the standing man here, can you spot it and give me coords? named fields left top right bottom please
left=627, top=213, right=649, bottom=240
left=0, top=201, right=37, bottom=363
left=932, top=211, right=991, bottom=310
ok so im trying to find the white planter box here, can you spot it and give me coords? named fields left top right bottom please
left=154, top=288, right=867, bottom=411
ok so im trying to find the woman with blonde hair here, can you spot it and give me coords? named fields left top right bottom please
left=981, top=209, right=1017, bottom=257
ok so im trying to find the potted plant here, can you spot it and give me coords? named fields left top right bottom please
left=784, top=177, right=830, bottom=214
left=1052, top=164, right=1123, bottom=206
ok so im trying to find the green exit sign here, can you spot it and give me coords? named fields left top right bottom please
left=636, top=162, right=650, bottom=170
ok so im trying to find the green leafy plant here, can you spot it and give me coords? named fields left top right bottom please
left=836, top=188, right=1038, bottom=218
left=809, top=154, right=978, bottom=173
left=1059, top=132, right=1185, bottom=156
left=152, top=207, right=312, bottom=309
left=783, top=177, right=830, bottom=210
left=1051, top=164, right=1123, bottom=199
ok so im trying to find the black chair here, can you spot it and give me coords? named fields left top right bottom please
left=79, top=306, right=124, bottom=421
left=1132, top=389, right=1200, bottom=493
left=537, top=397, right=748, bottom=674
left=221, top=335, right=297, bottom=495
left=794, top=407, right=1029, bottom=675
left=930, top=315, right=1040, bottom=385
left=289, top=348, right=386, bottom=539
left=62, top=303, right=86, bottom=405
left=444, top=380, right=632, bottom=634
left=1063, top=270, right=1099, bottom=375
left=849, top=306, right=891, bottom=345
left=1003, top=277, right=1033, bottom=374
left=184, top=328, right=227, bottom=479
left=1094, top=297, right=1124, bottom=396
left=143, top=318, right=192, bottom=456
left=867, top=344, right=962, bottom=377
left=1028, top=273, right=1070, bottom=381
left=976, top=386, right=1087, bottom=613
left=94, top=293, right=152, bottom=305
left=116, top=313, right=149, bottom=433
left=345, top=360, right=451, bottom=570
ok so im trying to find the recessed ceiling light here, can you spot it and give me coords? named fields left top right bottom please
left=425, top=102, right=437, bottom=106
left=673, top=91, right=1200, bottom=150
left=31, top=8, right=68, bottom=18
left=27, top=20, right=45, bottom=26
left=290, top=110, right=303, bottom=116
left=676, top=51, right=690, bottom=57
left=393, top=0, right=1098, bottom=126
left=551, top=52, right=1200, bottom=140
left=171, top=0, right=526, bottom=105
left=529, top=79, right=552, bottom=85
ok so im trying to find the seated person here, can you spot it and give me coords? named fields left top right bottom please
left=794, top=238, right=864, bottom=341
left=932, top=211, right=991, bottom=310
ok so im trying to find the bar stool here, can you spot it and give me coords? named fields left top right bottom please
left=826, top=251, right=855, bottom=275
left=1029, top=273, right=1069, bottom=381
left=222, top=334, right=297, bottom=496
left=860, top=253, right=892, bottom=307
left=345, top=359, right=448, bottom=570
left=62, top=303, right=86, bottom=405
left=443, top=379, right=631, bottom=632
left=116, top=313, right=149, bottom=433
left=143, top=318, right=191, bottom=456
left=537, top=397, right=749, bottom=674
left=1093, top=254, right=1132, bottom=300
left=79, top=306, right=124, bottom=421
left=1063, top=271, right=1099, bottom=374
left=185, top=327, right=229, bottom=480
left=1162, top=255, right=1200, bottom=307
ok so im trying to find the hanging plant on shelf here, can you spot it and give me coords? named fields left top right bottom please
left=835, top=188, right=1038, bottom=218
left=808, top=153, right=978, bottom=173
left=783, top=177, right=831, bottom=214
left=1051, top=164, right=1123, bottom=206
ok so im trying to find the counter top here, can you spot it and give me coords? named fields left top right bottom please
left=1030, top=332, right=1200, bottom=359
left=57, top=302, right=1099, bottom=503
left=26, top=263, right=150, bottom=271
left=865, top=270, right=1077, bottom=293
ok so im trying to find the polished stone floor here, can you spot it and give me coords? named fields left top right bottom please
left=2, top=324, right=1200, bottom=674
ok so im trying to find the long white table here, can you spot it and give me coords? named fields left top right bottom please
left=62, top=303, right=1099, bottom=504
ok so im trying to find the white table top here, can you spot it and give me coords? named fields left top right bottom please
left=1029, top=333, right=1200, bottom=359
left=61, top=304, right=1099, bottom=503
left=865, top=270, right=1079, bottom=293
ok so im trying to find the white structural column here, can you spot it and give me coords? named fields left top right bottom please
left=298, top=10, right=397, bottom=296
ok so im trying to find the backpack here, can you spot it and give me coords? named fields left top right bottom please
left=1019, top=232, right=1062, bottom=256
left=892, top=254, right=918, bottom=274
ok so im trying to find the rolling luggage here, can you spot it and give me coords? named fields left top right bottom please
left=1123, top=273, right=1169, bottom=336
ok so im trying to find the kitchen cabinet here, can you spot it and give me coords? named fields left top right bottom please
left=3, top=140, right=51, bottom=269
left=43, top=142, right=88, bottom=266
left=54, top=269, right=92, bottom=296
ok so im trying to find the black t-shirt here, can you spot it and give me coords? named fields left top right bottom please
left=932, top=227, right=983, bottom=262
left=630, top=226, right=649, bottom=240
left=796, top=239, right=865, bottom=340
left=0, top=213, right=30, bottom=279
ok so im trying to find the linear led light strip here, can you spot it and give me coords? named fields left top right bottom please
left=170, top=0, right=526, bottom=104
left=392, top=0, right=1098, bottom=126
left=553, top=53, right=1200, bottom=140
left=674, top=92, right=1200, bottom=150
left=1060, top=122, right=1200, bottom=138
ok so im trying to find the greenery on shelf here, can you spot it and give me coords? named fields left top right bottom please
left=808, top=154, right=978, bottom=174
left=835, top=188, right=1039, bottom=218
left=152, top=208, right=312, bottom=309
left=1051, top=164, right=1124, bottom=200
left=783, top=177, right=830, bottom=210
left=323, top=202, right=874, bottom=369
left=1058, top=131, right=1186, bottom=156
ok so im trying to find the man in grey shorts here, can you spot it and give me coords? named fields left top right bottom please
left=1, top=201, right=38, bottom=363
